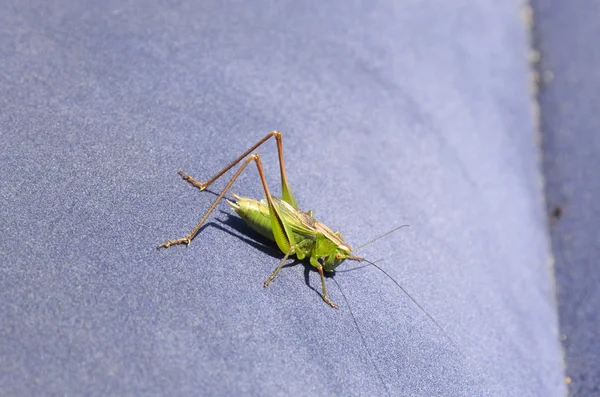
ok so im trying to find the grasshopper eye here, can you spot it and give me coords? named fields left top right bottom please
left=335, top=253, right=343, bottom=260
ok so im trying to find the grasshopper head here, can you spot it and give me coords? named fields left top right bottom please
left=322, top=243, right=353, bottom=272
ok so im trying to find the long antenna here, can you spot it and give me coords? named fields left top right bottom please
left=331, top=277, right=389, bottom=395
left=358, top=258, right=463, bottom=355
left=354, top=225, right=409, bottom=251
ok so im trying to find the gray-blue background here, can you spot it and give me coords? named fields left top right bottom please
left=1, top=1, right=571, bottom=395
left=534, top=0, right=600, bottom=395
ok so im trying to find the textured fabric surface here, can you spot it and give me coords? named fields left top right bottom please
left=533, top=0, right=600, bottom=395
left=1, top=1, right=565, bottom=395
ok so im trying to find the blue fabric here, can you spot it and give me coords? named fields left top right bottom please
left=534, top=0, right=600, bottom=394
left=1, top=1, right=566, bottom=395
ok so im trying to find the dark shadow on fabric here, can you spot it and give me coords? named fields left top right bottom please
left=208, top=215, right=281, bottom=260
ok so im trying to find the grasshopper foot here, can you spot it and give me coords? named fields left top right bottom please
left=158, top=237, right=191, bottom=249
left=323, top=296, right=338, bottom=309
left=177, top=170, right=207, bottom=190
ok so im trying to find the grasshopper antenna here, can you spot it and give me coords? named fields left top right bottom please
left=332, top=277, right=390, bottom=395
left=350, top=257, right=464, bottom=356
left=354, top=225, right=409, bottom=251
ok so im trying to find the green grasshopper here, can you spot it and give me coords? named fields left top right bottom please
left=158, top=131, right=369, bottom=307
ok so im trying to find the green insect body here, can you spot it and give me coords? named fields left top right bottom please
left=158, top=131, right=361, bottom=307
left=227, top=194, right=353, bottom=273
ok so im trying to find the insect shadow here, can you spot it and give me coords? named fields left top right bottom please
left=213, top=209, right=335, bottom=301
left=197, top=188, right=284, bottom=257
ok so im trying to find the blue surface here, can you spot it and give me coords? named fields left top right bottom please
left=1, top=1, right=566, bottom=395
left=533, top=0, right=600, bottom=394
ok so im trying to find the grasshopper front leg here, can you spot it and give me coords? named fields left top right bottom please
left=310, top=257, right=338, bottom=308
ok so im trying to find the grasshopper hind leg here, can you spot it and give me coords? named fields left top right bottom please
left=159, top=131, right=298, bottom=249
left=158, top=151, right=292, bottom=251
left=158, top=155, right=263, bottom=249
